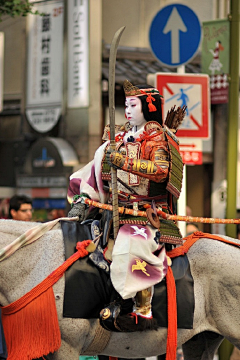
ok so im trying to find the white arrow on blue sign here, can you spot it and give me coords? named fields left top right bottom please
left=149, top=4, right=202, bottom=68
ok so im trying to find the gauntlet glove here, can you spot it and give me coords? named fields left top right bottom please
left=68, top=202, right=88, bottom=222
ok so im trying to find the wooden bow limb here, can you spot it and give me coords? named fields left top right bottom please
left=85, top=199, right=240, bottom=225
left=109, top=26, right=126, bottom=240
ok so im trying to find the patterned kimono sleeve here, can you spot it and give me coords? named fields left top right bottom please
left=67, top=160, right=100, bottom=204
left=67, top=141, right=110, bottom=205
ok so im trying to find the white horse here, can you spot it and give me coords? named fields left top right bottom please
left=0, top=218, right=239, bottom=360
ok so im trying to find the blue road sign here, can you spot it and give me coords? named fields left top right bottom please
left=149, top=4, right=202, bottom=68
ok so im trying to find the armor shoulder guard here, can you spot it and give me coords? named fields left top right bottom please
left=164, top=126, right=183, bottom=199
left=163, top=126, right=180, bottom=145
left=144, top=121, right=163, bottom=133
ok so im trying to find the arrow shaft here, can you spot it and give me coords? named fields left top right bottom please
left=84, top=199, right=240, bottom=225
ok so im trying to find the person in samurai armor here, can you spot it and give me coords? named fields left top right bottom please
left=67, top=80, right=186, bottom=332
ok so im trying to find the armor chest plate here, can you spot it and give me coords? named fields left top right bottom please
left=102, top=141, right=150, bottom=196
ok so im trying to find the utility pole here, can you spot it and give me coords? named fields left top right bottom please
left=219, top=0, right=240, bottom=359
left=226, top=0, right=240, bottom=237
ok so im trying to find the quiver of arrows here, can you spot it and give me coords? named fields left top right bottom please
left=164, top=105, right=187, bottom=133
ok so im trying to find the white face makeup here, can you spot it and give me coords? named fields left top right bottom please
left=125, top=96, right=147, bottom=130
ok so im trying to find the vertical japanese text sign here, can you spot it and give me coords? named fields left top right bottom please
left=68, top=0, right=89, bottom=108
left=27, top=0, right=64, bottom=107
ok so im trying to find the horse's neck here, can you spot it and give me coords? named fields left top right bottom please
left=0, top=219, right=38, bottom=242
left=0, top=219, right=65, bottom=306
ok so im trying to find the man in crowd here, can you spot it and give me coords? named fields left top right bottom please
left=8, top=194, right=33, bottom=221
left=0, top=194, right=33, bottom=359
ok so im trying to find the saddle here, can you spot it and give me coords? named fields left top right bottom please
left=61, top=220, right=194, bottom=329
left=61, top=220, right=113, bottom=319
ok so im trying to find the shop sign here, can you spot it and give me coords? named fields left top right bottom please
left=32, top=198, right=66, bottom=209
left=17, top=176, right=67, bottom=188
left=33, top=146, right=55, bottom=167
left=26, top=107, right=61, bottom=133
left=179, top=138, right=203, bottom=165
left=202, top=19, right=230, bottom=104
left=17, top=188, right=67, bottom=198
left=68, top=0, right=89, bottom=107
left=26, top=0, right=64, bottom=108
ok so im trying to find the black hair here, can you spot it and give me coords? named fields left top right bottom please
left=134, top=84, right=163, bottom=125
left=9, top=194, right=32, bottom=219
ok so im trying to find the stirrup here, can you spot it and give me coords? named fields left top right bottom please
left=100, top=302, right=122, bottom=332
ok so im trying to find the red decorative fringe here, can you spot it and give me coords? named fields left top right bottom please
left=164, top=232, right=240, bottom=360
left=1, top=240, right=92, bottom=360
left=148, top=102, right=157, bottom=112
left=2, top=287, right=60, bottom=360
left=166, top=267, right=177, bottom=360
left=167, top=231, right=240, bottom=259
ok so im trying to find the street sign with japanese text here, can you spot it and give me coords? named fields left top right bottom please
left=179, top=138, right=203, bottom=165
left=155, top=73, right=210, bottom=139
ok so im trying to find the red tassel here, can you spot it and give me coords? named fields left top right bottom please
left=146, top=93, right=157, bottom=112
left=1, top=239, right=93, bottom=360
left=166, top=267, right=177, bottom=360
left=148, top=102, right=157, bottom=112
left=2, top=287, right=61, bottom=360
